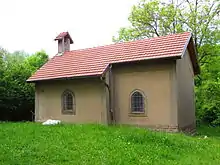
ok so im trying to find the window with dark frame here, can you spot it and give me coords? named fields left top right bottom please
left=131, top=91, right=145, bottom=113
left=62, top=90, right=75, bottom=114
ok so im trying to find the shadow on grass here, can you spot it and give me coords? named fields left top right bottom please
left=196, top=125, right=220, bottom=138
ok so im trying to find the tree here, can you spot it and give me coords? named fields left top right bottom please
left=0, top=47, right=8, bottom=118
left=113, top=0, right=219, bottom=51
left=195, top=45, right=220, bottom=125
left=25, top=50, right=48, bottom=69
left=0, top=47, right=8, bottom=67
left=0, top=49, right=49, bottom=121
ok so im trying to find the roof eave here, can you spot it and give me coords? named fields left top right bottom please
left=101, top=55, right=181, bottom=77
left=26, top=74, right=102, bottom=83
left=27, top=55, right=182, bottom=83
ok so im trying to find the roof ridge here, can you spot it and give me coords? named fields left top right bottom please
left=67, top=31, right=191, bottom=53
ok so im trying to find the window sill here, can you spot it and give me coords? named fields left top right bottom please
left=128, top=113, right=147, bottom=117
left=62, top=110, right=75, bottom=115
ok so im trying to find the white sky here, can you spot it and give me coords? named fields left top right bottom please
left=0, top=0, right=138, bottom=57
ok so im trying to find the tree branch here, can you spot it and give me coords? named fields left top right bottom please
left=186, top=0, right=194, bottom=14
left=143, top=22, right=160, bottom=37
left=198, top=2, right=218, bottom=47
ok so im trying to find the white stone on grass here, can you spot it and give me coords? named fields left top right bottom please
left=42, top=119, right=61, bottom=125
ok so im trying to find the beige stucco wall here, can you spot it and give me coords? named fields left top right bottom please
left=35, top=78, right=108, bottom=124
left=34, top=53, right=195, bottom=130
left=176, top=49, right=196, bottom=128
left=112, top=60, right=177, bottom=128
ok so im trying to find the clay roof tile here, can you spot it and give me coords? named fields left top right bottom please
left=27, top=32, right=196, bottom=82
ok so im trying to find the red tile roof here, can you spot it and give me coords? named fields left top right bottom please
left=27, top=32, right=195, bottom=82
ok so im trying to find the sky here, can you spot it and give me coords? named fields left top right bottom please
left=0, top=0, right=139, bottom=57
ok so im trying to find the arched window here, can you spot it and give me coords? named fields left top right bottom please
left=130, top=90, right=145, bottom=113
left=62, top=90, right=75, bottom=115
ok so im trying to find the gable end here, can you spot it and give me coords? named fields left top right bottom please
left=181, top=36, right=200, bottom=75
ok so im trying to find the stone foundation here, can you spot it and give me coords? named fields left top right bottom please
left=137, top=123, right=196, bottom=134
left=178, top=123, right=196, bottom=134
left=149, top=125, right=179, bottom=133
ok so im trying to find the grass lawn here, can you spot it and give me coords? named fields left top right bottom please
left=0, top=123, right=219, bottom=165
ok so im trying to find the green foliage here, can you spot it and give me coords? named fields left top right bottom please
left=0, top=123, right=219, bottom=165
left=0, top=49, right=48, bottom=121
left=113, top=0, right=219, bottom=49
left=26, top=50, right=48, bottom=69
left=195, top=45, right=220, bottom=125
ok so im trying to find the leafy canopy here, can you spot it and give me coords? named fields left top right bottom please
left=113, top=0, right=219, bottom=49
left=0, top=48, right=48, bottom=121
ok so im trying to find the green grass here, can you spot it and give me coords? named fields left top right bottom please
left=0, top=123, right=219, bottom=165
